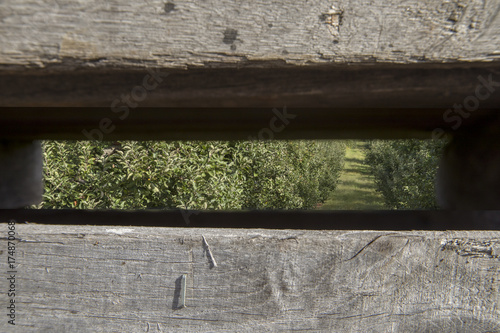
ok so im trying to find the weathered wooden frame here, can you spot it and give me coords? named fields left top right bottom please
left=1, top=0, right=500, bottom=330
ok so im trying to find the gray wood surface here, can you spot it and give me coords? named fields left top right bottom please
left=1, top=0, right=499, bottom=70
left=1, top=0, right=500, bottom=111
left=1, top=224, right=499, bottom=332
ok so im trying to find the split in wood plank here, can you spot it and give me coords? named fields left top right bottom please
left=0, top=224, right=499, bottom=332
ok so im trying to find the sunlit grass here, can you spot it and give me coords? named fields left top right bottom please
left=319, top=141, right=386, bottom=210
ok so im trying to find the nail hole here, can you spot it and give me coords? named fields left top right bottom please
left=164, top=2, right=175, bottom=13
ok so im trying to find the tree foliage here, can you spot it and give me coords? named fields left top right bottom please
left=39, top=140, right=345, bottom=210
left=364, top=139, right=447, bottom=209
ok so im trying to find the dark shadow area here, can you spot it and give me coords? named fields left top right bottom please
left=172, top=275, right=183, bottom=310
left=2, top=209, right=499, bottom=230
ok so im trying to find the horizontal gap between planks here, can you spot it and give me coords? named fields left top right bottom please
left=1, top=209, right=499, bottom=230
left=1, top=107, right=499, bottom=140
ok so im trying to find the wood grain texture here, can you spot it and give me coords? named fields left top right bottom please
left=1, top=0, right=500, bottom=111
left=1, top=0, right=500, bottom=70
left=0, top=224, right=499, bottom=332
left=2, top=66, right=500, bottom=109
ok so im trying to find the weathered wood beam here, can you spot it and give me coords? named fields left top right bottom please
left=1, top=0, right=500, bottom=111
left=1, top=224, right=499, bottom=331
left=1, top=66, right=500, bottom=141
left=2, top=0, right=500, bottom=209
left=1, top=66, right=500, bottom=110
left=2, top=0, right=499, bottom=69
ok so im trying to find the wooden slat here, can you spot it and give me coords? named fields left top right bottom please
left=1, top=66, right=500, bottom=109
left=1, top=0, right=499, bottom=69
left=1, top=224, right=499, bottom=331
left=1, top=0, right=500, bottom=114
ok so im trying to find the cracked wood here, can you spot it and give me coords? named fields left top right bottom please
left=1, top=0, right=499, bottom=69
left=0, top=224, right=499, bottom=332
left=1, top=0, right=500, bottom=130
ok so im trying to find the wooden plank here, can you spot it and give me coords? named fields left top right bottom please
left=2, top=67, right=500, bottom=141
left=1, top=0, right=499, bottom=69
left=1, top=0, right=500, bottom=111
left=1, top=66, right=500, bottom=109
left=1, top=224, right=499, bottom=331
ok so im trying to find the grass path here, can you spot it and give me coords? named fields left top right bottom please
left=320, top=141, right=385, bottom=210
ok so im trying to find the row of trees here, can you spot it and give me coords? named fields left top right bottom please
left=37, top=139, right=447, bottom=210
left=38, top=140, right=346, bottom=209
left=364, top=139, right=447, bottom=209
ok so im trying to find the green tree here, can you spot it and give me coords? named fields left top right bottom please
left=364, top=139, right=447, bottom=209
left=39, top=140, right=345, bottom=210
